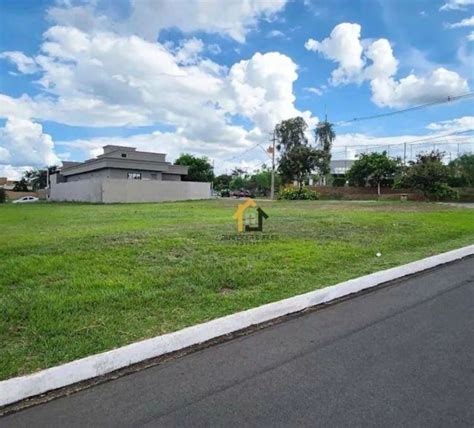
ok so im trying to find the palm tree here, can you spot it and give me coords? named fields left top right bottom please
left=315, top=121, right=336, bottom=184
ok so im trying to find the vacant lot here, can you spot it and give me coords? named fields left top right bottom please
left=1, top=200, right=473, bottom=380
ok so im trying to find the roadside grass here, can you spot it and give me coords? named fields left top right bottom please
left=1, top=199, right=473, bottom=380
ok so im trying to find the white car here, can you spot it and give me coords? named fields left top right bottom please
left=12, top=196, right=39, bottom=204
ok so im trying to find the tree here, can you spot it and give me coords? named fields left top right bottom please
left=347, top=151, right=401, bottom=195
left=213, top=174, right=232, bottom=191
left=314, top=121, right=335, bottom=183
left=247, top=166, right=282, bottom=196
left=275, top=117, right=319, bottom=189
left=174, top=154, right=214, bottom=182
left=448, top=153, right=474, bottom=187
left=231, top=167, right=246, bottom=178
left=396, top=150, right=457, bottom=200
left=13, top=178, right=28, bottom=192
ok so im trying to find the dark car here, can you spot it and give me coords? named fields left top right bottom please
left=220, top=189, right=231, bottom=197
left=231, top=189, right=254, bottom=198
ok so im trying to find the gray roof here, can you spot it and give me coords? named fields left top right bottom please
left=59, top=146, right=188, bottom=177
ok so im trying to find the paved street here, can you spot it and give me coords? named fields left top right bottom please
left=3, top=257, right=474, bottom=427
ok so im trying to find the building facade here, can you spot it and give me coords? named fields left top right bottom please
left=50, top=146, right=211, bottom=203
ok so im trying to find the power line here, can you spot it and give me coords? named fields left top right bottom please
left=223, top=143, right=261, bottom=163
left=331, top=92, right=474, bottom=127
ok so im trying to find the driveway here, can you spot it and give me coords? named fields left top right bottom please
left=2, top=257, right=474, bottom=427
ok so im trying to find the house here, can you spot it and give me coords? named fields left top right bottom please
left=330, top=159, right=355, bottom=175
left=0, top=177, right=18, bottom=191
left=49, top=145, right=211, bottom=203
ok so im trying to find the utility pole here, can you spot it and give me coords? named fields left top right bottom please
left=269, top=130, right=276, bottom=200
left=344, top=146, right=348, bottom=172
left=403, top=142, right=407, bottom=166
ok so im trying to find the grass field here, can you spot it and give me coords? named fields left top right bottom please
left=1, top=199, right=473, bottom=380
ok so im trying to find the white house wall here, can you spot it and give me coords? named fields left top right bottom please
left=50, top=178, right=104, bottom=202
left=50, top=177, right=210, bottom=203
left=101, top=179, right=210, bottom=203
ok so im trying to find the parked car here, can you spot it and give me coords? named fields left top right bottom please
left=220, top=189, right=231, bottom=197
left=231, top=189, right=254, bottom=198
left=12, top=196, right=39, bottom=204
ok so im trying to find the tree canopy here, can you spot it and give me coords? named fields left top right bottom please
left=174, top=153, right=214, bottom=182
left=314, top=121, right=335, bottom=180
left=396, top=150, right=457, bottom=200
left=275, top=117, right=319, bottom=188
left=347, top=151, right=401, bottom=195
left=448, top=153, right=474, bottom=187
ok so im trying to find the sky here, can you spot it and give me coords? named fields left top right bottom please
left=0, top=0, right=473, bottom=179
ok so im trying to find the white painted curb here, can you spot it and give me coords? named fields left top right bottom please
left=1, top=245, right=473, bottom=407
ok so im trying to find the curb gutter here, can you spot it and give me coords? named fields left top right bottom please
left=1, top=245, right=473, bottom=408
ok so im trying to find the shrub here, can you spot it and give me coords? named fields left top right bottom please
left=278, top=187, right=319, bottom=200
left=332, top=176, right=346, bottom=187
left=427, top=183, right=459, bottom=201
left=0, top=188, right=5, bottom=203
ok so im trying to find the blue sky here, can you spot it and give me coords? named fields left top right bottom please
left=0, top=0, right=473, bottom=178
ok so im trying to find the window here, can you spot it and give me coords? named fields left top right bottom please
left=127, top=172, right=142, bottom=180
left=151, top=173, right=157, bottom=180
left=121, top=153, right=127, bottom=158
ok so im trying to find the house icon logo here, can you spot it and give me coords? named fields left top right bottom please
left=232, top=199, right=269, bottom=233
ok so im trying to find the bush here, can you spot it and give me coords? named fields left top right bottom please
left=278, top=187, right=319, bottom=200
left=332, top=176, right=346, bottom=187
left=0, top=188, right=5, bottom=203
left=427, top=183, right=459, bottom=201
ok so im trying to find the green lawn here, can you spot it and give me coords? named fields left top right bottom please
left=1, top=199, right=473, bottom=380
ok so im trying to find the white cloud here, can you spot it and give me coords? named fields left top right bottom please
left=370, top=68, right=469, bottom=107
left=304, top=23, right=365, bottom=85
left=364, top=38, right=398, bottom=80
left=0, top=51, right=39, bottom=74
left=304, top=86, right=323, bottom=96
left=48, top=0, right=288, bottom=43
left=426, top=115, right=474, bottom=131
left=0, top=27, right=315, bottom=172
left=175, top=38, right=205, bottom=65
left=468, top=31, right=474, bottom=40
left=266, top=30, right=286, bottom=38
left=1, top=0, right=310, bottom=174
left=440, top=0, right=474, bottom=11
left=0, top=117, right=60, bottom=168
left=446, top=15, right=474, bottom=28
left=0, top=165, right=30, bottom=181
left=227, top=52, right=316, bottom=132
left=306, top=22, right=470, bottom=107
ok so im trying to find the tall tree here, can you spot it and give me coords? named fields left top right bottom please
left=275, top=117, right=319, bottom=189
left=448, top=154, right=474, bottom=187
left=347, top=151, right=401, bottom=195
left=397, top=150, right=456, bottom=199
left=174, top=154, right=214, bottom=182
left=213, top=174, right=232, bottom=191
left=13, top=178, right=28, bottom=192
left=314, top=121, right=335, bottom=183
left=21, top=166, right=58, bottom=191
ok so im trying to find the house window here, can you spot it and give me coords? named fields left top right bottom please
left=127, top=172, right=142, bottom=180
left=151, top=173, right=157, bottom=180
left=121, top=153, right=127, bottom=158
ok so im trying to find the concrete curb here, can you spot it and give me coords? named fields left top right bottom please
left=1, top=245, right=473, bottom=407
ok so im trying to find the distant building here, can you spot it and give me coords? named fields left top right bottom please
left=50, top=146, right=211, bottom=203
left=330, top=159, right=355, bottom=175
left=0, top=177, right=18, bottom=190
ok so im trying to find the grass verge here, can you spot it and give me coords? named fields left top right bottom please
left=1, top=199, right=473, bottom=380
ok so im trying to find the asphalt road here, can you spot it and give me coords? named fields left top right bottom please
left=3, top=257, right=474, bottom=427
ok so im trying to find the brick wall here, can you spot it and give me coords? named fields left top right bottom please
left=5, top=191, right=39, bottom=201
